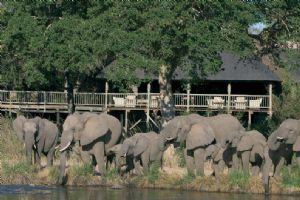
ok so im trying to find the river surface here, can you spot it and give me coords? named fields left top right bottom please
left=0, top=185, right=299, bottom=200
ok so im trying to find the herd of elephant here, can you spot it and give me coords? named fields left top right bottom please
left=12, top=112, right=300, bottom=194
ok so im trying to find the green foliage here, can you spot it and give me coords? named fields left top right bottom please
left=228, top=170, right=250, bottom=190
left=145, top=163, right=161, bottom=184
left=70, top=163, right=93, bottom=177
left=1, top=160, right=33, bottom=176
left=281, top=163, right=300, bottom=188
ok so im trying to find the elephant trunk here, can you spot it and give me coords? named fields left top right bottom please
left=58, top=150, right=67, bottom=185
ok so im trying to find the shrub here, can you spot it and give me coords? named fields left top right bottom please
left=174, top=145, right=186, bottom=167
left=176, top=171, right=196, bottom=185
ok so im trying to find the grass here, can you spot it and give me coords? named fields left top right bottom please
left=1, top=160, right=34, bottom=176
left=281, top=163, right=300, bottom=188
left=175, top=171, right=196, bottom=185
left=48, top=166, right=60, bottom=183
left=228, top=170, right=250, bottom=190
left=69, top=163, right=93, bottom=178
left=145, top=163, right=161, bottom=184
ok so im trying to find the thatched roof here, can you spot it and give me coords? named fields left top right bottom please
left=99, top=53, right=281, bottom=82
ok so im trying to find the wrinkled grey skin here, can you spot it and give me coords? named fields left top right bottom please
left=236, top=130, right=267, bottom=175
left=115, top=132, right=167, bottom=174
left=59, top=112, right=122, bottom=184
left=161, top=114, right=245, bottom=176
left=263, top=119, right=300, bottom=194
left=107, top=144, right=134, bottom=175
left=12, top=115, right=59, bottom=167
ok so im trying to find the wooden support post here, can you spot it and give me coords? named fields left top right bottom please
left=56, top=111, right=60, bottom=126
left=104, top=82, right=108, bottom=113
left=187, top=83, right=191, bottom=113
left=227, top=83, right=231, bottom=114
left=9, top=91, right=12, bottom=117
left=125, top=109, right=128, bottom=134
left=268, top=83, right=273, bottom=117
left=43, top=91, right=46, bottom=112
left=146, top=83, right=151, bottom=126
left=248, top=111, right=253, bottom=130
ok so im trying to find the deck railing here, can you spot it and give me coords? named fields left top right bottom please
left=0, top=90, right=271, bottom=113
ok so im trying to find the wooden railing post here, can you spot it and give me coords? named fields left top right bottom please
left=227, top=83, right=231, bottom=113
left=105, top=82, right=109, bottom=113
left=43, top=91, right=46, bottom=112
left=268, top=83, right=273, bottom=117
left=187, top=83, right=190, bottom=113
left=9, top=91, right=12, bottom=116
left=146, top=83, right=151, bottom=126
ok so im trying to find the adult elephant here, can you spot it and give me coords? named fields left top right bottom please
left=263, top=119, right=300, bottom=194
left=161, top=114, right=245, bottom=176
left=115, top=132, right=167, bottom=174
left=236, top=130, right=267, bottom=175
left=12, top=115, right=59, bottom=167
left=58, top=112, right=122, bottom=184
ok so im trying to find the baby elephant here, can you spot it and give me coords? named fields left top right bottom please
left=113, top=131, right=167, bottom=174
left=236, top=130, right=267, bottom=175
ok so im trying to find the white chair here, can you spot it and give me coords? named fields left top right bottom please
left=150, top=96, right=159, bottom=108
left=207, top=97, right=224, bottom=109
left=113, top=97, right=125, bottom=107
left=125, top=95, right=136, bottom=107
left=249, top=98, right=263, bottom=109
left=234, top=97, right=247, bottom=110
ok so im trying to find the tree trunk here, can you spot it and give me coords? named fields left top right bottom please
left=64, top=72, right=75, bottom=114
left=159, top=65, right=175, bottom=127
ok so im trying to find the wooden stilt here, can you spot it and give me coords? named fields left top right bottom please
left=125, top=109, right=128, bottom=134
left=248, top=111, right=253, bottom=130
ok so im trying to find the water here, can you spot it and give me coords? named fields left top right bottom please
left=0, top=185, right=299, bottom=200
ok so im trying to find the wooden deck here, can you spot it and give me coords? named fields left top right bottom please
left=0, top=90, right=272, bottom=115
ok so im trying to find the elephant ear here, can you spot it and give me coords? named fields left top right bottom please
left=237, top=135, right=254, bottom=152
left=250, top=143, right=264, bottom=162
left=12, top=115, right=26, bottom=141
left=80, top=116, right=109, bottom=146
left=293, top=136, right=300, bottom=152
left=35, top=117, right=45, bottom=142
left=133, top=136, right=150, bottom=157
left=186, top=123, right=215, bottom=150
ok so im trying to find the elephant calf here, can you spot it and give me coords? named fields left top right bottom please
left=116, top=131, right=167, bottom=174
left=236, top=130, right=267, bottom=175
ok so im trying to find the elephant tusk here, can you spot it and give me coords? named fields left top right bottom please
left=55, top=145, right=60, bottom=150
left=60, top=142, right=71, bottom=152
left=33, top=144, right=37, bottom=150
left=277, top=136, right=284, bottom=140
left=165, top=137, right=174, bottom=141
left=124, top=153, right=127, bottom=157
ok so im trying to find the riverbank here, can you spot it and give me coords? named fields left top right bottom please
left=1, top=117, right=300, bottom=195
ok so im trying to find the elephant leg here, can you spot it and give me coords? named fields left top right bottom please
left=185, top=148, right=195, bottom=174
left=93, top=142, right=105, bottom=175
left=46, top=147, right=56, bottom=167
left=133, top=157, right=142, bottom=175
left=274, top=157, right=285, bottom=177
left=296, top=152, right=300, bottom=169
left=80, top=148, right=91, bottom=164
left=241, top=151, right=250, bottom=173
left=251, top=165, right=260, bottom=176
left=194, top=148, right=205, bottom=176
left=231, top=153, right=240, bottom=171
left=141, top=152, right=150, bottom=173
